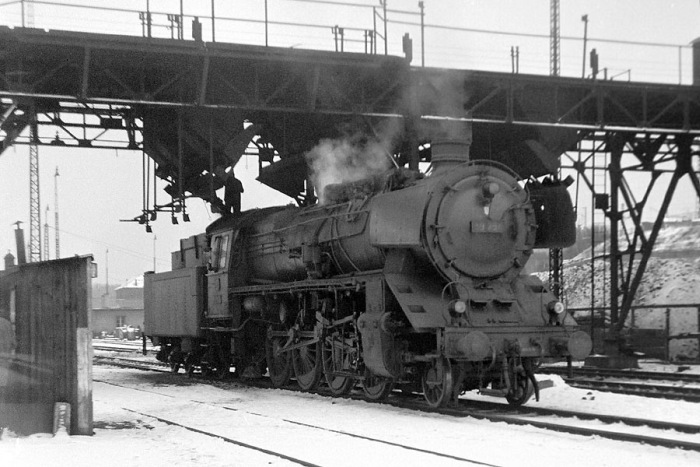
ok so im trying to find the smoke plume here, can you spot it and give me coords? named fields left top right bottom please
left=306, top=131, right=395, bottom=204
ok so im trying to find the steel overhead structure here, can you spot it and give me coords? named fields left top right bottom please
left=549, top=0, right=562, bottom=305
left=0, top=27, right=699, bottom=352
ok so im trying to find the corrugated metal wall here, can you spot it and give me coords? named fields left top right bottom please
left=0, top=256, right=93, bottom=435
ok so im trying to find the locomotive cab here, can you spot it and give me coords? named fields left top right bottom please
left=206, top=231, right=232, bottom=319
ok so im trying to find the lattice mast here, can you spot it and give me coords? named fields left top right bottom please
left=548, top=0, right=564, bottom=300
left=25, top=1, right=42, bottom=262
left=54, top=167, right=60, bottom=258
left=549, top=0, right=560, bottom=77
left=28, top=115, right=41, bottom=262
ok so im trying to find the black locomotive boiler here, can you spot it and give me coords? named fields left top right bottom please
left=144, top=140, right=592, bottom=407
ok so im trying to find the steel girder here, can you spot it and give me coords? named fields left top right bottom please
left=2, top=27, right=700, bottom=326
left=563, top=131, right=700, bottom=341
left=0, top=27, right=407, bottom=117
left=414, top=69, right=700, bottom=134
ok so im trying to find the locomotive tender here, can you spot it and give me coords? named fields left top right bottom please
left=145, top=140, right=592, bottom=407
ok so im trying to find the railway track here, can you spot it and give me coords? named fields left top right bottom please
left=93, top=341, right=152, bottom=354
left=440, top=400, right=700, bottom=451
left=540, top=365, right=700, bottom=384
left=93, top=355, right=168, bottom=372
left=561, top=377, right=700, bottom=402
left=540, top=365, right=700, bottom=402
left=94, top=356, right=700, bottom=452
left=97, top=377, right=500, bottom=467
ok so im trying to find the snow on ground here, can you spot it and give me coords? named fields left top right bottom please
left=2, top=365, right=700, bottom=467
left=536, top=223, right=700, bottom=359
left=562, top=256, right=700, bottom=359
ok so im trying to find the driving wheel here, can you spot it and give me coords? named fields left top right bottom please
left=322, top=330, right=357, bottom=396
left=292, top=340, right=323, bottom=391
left=505, top=375, right=533, bottom=407
left=422, top=357, right=454, bottom=408
left=266, top=335, right=292, bottom=388
left=362, top=369, right=394, bottom=401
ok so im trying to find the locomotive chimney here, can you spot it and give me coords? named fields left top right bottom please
left=430, top=139, right=471, bottom=175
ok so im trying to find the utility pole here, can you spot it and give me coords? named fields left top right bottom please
left=211, top=0, right=216, bottom=42
left=54, top=167, right=60, bottom=258
left=105, top=248, right=109, bottom=298
left=43, top=205, right=49, bottom=261
left=581, top=14, right=589, bottom=78
left=419, top=1, right=425, bottom=67
left=102, top=248, right=109, bottom=308
left=381, top=0, right=388, bottom=55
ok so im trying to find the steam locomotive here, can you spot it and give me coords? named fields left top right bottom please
left=144, top=140, right=592, bottom=408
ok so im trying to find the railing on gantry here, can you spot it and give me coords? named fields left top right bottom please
left=0, top=0, right=695, bottom=84
left=569, top=303, right=700, bottom=363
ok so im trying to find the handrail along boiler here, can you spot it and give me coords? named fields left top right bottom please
left=144, top=140, right=592, bottom=407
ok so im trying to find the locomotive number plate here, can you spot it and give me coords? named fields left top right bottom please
left=470, top=220, right=506, bottom=233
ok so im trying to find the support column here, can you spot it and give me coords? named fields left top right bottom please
left=607, top=134, right=624, bottom=331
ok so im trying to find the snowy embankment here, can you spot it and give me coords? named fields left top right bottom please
left=538, top=223, right=700, bottom=359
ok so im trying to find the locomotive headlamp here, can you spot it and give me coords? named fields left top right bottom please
left=482, top=181, right=501, bottom=198
left=548, top=300, right=565, bottom=315
left=449, top=299, right=467, bottom=314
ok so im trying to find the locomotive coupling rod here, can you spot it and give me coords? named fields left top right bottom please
left=274, top=337, right=320, bottom=356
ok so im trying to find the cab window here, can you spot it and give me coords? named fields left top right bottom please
left=211, top=233, right=230, bottom=271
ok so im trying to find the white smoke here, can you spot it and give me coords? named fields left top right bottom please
left=306, top=134, right=394, bottom=204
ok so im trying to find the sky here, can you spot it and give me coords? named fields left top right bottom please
left=0, top=0, right=699, bottom=284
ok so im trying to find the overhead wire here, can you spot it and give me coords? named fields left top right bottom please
left=46, top=225, right=171, bottom=268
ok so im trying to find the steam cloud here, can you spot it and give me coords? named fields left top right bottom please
left=304, top=72, right=471, bottom=204
left=306, top=133, right=394, bottom=204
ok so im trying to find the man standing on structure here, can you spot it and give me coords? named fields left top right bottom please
left=224, top=170, right=244, bottom=215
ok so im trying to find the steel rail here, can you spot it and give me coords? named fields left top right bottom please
left=562, top=378, right=700, bottom=402
left=540, top=365, right=700, bottom=384
left=440, top=404, right=700, bottom=452
left=457, top=399, right=700, bottom=435
left=118, top=405, right=326, bottom=467
left=95, top=375, right=500, bottom=467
